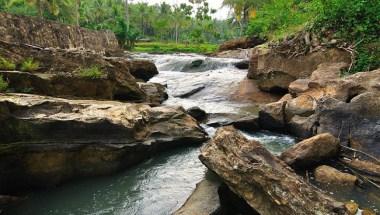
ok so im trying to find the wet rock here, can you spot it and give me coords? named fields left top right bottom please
left=345, top=202, right=359, bottom=215
left=258, top=100, right=287, bottom=131
left=230, top=116, right=260, bottom=132
left=248, top=45, right=350, bottom=91
left=280, top=133, right=340, bottom=168
left=0, top=94, right=207, bottom=192
left=181, top=59, right=204, bottom=72
left=174, top=175, right=221, bottom=215
left=0, top=12, right=119, bottom=53
left=233, top=60, right=249, bottom=70
left=186, top=107, right=207, bottom=121
left=231, top=78, right=281, bottom=104
left=200, top=126, right=347, bottom=215
left=314, top=165, right=357, bottom=186
left=173, top=85, right=206, bottom=98
left=218, top=36, right=266, bottom=52
left=138, top=82, right=168, bottom=105
left=128, top=59, right=158, bottom=82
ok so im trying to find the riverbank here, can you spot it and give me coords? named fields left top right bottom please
left=133, top=42, right=218, bottom=54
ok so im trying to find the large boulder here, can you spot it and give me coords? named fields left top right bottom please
left=0, top=12, right=119, bottom=53
left=128, top=59, right=158, bottom=82
left=280, top=133, right=340, bottom=168
left=279, top=70, right=380, bottom=157
left=0, top=93, right=207, bottom=192
left=313, top=93, right=380, bottom=157
left=248, top=45, right=350, bottom=92
left=199, top=127, right=347, bottom=215
left=0, top=41, right=156, bottom=102
left=314, top=165, right=357, bottom=187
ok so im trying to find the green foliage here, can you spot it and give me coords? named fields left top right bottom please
left=314, top=0, right=379, bottom=42
left=1, top=0, right=239, bottom=46
left=20, top=58, right=39, bottom=72
left=0, top=75, right=8, bottom=92
left=246, top=0, right=320, bottom=40
left=0, top=56, right=16, bottom=70
left=351, top=42, right=380, bottom=74
left=78, top=66, right=104, bottom=79
left=134, top=42, right=217, bottom=54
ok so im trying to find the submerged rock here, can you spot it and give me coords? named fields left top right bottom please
left=186, top=106, right=207, bottom=122
left=200, top=126, right=346, bottom=215
left=314, top=165, right=357, bottom=187
left=280, top=133, right=340, bottom=168
left=0, top=93, right=207, bottom=192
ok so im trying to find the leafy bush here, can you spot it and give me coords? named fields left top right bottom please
left=246, top=0, right=320, bottom=40
left=78, top=66, right=104, bottom=79
left=0, top=56, right=16, bottom=70
left=20, top=58, right=40, bottom=72
left=314, top=0, right=379, bottom=41
left=0, top=75, right=8, bottom=92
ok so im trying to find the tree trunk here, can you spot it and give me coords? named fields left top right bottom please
left=125, top=0, right=129, bottom=31
left=76, top=0, right=80, bottom=26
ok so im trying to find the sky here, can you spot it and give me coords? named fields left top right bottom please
left=133, top=0, right=231, bottom=20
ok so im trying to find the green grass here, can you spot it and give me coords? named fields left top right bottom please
left=133, top=42, right=218, bottom=54
left=20, top=58, right=40, bottom=72
left=0, top=56, right=16, bottom=71
left=0, top=75, right=8, bottom=92
left=78, top=66, right=104, bottom=79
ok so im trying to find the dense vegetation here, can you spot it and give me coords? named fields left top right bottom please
left=246, top=0, right=379, bottom=73
left=0, top=0, right=241, bottom=49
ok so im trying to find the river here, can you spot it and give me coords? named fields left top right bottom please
left=7, top=53, right=298, bottom=215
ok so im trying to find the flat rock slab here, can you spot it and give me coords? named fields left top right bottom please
left=0, top=93, right=207, bottom=192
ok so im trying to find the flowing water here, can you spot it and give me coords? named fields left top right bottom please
left=7, top=53, right=299, bottom=215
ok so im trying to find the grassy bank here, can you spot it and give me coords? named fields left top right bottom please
left=133, top=42, right=218, bottom=54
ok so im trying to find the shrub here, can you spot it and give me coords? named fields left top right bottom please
left=21, top=58, right=40, bottom=72
left=0, top=75, right=8, bottom=92
left=78, top=66, right=104, bottom=79
left=314, top=0, right=379, bottom=42
left=246, top=0, right=320, bottom=40
left=0, top=56, right=16, bottom=70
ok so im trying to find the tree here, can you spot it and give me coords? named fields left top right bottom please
left=223, top=0, right=268, bottom=34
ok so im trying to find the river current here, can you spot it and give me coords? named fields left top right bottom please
left=8, top=53, right=298, bottom=215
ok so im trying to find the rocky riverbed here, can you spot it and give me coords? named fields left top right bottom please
left=0, top=12, right=379, bottom=215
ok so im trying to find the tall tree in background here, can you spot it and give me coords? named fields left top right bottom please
left=223, top=0, right=267, bottom=35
